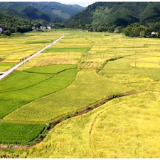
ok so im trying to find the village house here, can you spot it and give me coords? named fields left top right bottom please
left=0, top=27, right=4, bottom=34
left=114, top=29, right=118, bottom=33
left=32, top=27, right=36, bottom=30
left=47, top=26, right=51, bottom=30
left=40, top=26, right=46, bottom=30
left=151, top=31, right=157, bottom=37
left=151, top=32, right=156, bottom=35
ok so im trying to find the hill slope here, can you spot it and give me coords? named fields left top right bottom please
left=65, top=2, right=160, bottom=28
left=0, top=2, right=84, bottom=23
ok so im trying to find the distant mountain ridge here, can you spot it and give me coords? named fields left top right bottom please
left=0, top=2, right=85, bottom=23
left=65, top=2, right=160, bottom=28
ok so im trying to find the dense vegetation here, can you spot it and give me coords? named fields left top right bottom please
left=123, top=22, right=160, bottom=38
left=0, top=13, right=33, bottom=35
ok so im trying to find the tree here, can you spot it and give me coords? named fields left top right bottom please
left=108, top=26, right=115, bottom=33
left=144, top=27, right=154, bottom=38
left=85, top=24, right=92, bottom=31
left=158, top=30, right=160, bottom=38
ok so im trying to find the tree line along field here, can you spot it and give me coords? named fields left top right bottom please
left=1, top=29, right=160, bottom=158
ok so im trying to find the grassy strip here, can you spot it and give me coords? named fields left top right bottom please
left=26, top=40, right=54, bottom=44
left=42, top=47, right=90, bottom=53
left=24, top=64, right=77, bottom=74
left=0, top=149, right=27, bottom=158
left=0, top=63, right=16, bottom=66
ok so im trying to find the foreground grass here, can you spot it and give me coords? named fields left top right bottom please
left=28, top=92, right=160, bottom=158
left=0, top=149, right=27, bottom=158
left=0, top=122, right=45, bottom=144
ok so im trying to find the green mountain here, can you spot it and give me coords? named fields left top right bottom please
left=0, top=2, right=62, bottom=23
left=65, top=2, right=160, bottom=28
left=0, top=2, right=84, bottom=23
left=24, top=2, right=85, bottom=21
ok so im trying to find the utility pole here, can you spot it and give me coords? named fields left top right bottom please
left=38, top=45, right=40, bottom=58
left=135, top=52, right=137, bottom=68
left=24, top=54, right=26, bottom=70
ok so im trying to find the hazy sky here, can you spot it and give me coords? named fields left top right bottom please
left=57, top=1, right=95, bottom=7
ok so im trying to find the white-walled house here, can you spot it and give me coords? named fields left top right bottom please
left=0, top=27, right=4, bottom=34
left=151, top=32, right=156, bottom=35
left=47, top=26, right=51, bottom=29
left=32, top=27, right=36, bottom=30
left=40, top=26, right=46, bottom=30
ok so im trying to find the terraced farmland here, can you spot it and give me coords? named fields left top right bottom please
left=1, top=29, right=160, bottom=158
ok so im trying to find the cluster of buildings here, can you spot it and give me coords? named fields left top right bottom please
left=32, top=26, right=52, bottom=30
left=0, top=25, right=52, bottom=34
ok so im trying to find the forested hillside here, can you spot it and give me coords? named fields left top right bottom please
left=0, top=13, right=41, bottom=36
left=65, top=2, right=160, bottom=29
left=24, top=2, right=84, bottom=21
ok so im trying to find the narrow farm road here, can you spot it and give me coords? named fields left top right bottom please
left=0, top=35, right=65, bottom=81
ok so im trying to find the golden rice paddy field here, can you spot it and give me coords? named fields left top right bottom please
left=1, top=29, right=160, bottom=158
